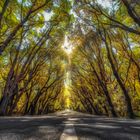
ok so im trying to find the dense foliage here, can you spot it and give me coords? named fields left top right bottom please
left=0, top=0, right=140, bottom=118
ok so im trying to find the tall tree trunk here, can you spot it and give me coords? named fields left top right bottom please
left=102, top=31, right=135, bottom=118
left=90, top=62, right=118, bottom=117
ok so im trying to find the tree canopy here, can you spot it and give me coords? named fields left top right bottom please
left=0, top=0, right=140, bottom=118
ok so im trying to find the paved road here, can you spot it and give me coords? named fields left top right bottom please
left=0, top=110, right=140, bottom=140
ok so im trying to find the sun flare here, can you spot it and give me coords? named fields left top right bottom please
left=62, top=35, right=73, bottom=55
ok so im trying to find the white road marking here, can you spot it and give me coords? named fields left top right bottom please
left=60, top=122, right=78, bottom=140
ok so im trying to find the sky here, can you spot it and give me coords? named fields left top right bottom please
left=43, top=11, right=53, bottom=21
left=98, top=0, right=112, bottom=8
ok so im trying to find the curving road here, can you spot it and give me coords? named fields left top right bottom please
left=0, top=110, right=140, bottom=140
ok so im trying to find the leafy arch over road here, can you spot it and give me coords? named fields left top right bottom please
left=0, top=0, right=140, bottom=118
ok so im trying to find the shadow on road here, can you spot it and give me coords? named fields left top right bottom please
left=0, top=116, right=67, bottom=140
left=0, top=111, right=140, bottom=140
left=74, top=117, right=140, bottom=140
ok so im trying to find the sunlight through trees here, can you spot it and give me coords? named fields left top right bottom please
left=0, top=0, right=140, bottom=118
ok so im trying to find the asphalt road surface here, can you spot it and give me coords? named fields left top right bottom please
left=0, top=110, right=140, bottom=140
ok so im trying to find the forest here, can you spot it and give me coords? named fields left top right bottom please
left=0, top=0, right=140, bottom=119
